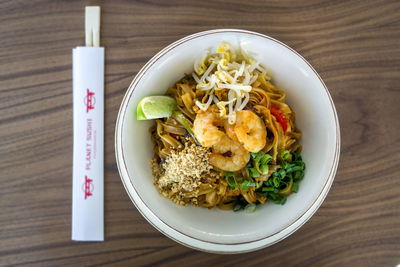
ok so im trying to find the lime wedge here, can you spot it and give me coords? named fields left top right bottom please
left=136, top=96, right=177, bottom=120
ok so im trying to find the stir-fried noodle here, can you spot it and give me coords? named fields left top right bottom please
left=150, top=43, right=305, bottom=211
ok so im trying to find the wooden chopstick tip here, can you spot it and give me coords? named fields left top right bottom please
left=85, top=6, right=101, bottom=47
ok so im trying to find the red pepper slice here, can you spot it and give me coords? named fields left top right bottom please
left=270, top=105, right=288, bottom=132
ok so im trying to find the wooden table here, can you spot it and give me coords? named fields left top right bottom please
left=1, top=0, right=399, bottom=266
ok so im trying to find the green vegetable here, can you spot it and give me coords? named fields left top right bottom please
left=277, top=169, right=286, bottom=178
left=275, top=196, right=287, bottom=205
left=249, top=151, right=272, bottom=178
left=254, top=162, right=262, bottom=174
left=255, top=151, right=305, bottom=206
left=260, top=164, right=269, bottom=175
left=172, top=111, right=196, bottom=139
left=280, top=150, right=292, bottom=161
left=292, top=182, right=299, bottom=193
left=293, top=152, right=303, bottom=161
left=287, top=166, right=304, bottom=173
left=272, top=176, right=281, bottom=187
left=244, top=203, right=257, bottom=213
left=260, top=154, right=272, bottom=165
left=233, top=197, right=248, bottom=212
left=262, top=187, right=275, bottom=192
left=171, top=111, right=202, bottom=146
left=250, top=152, right=261, bottom=159
left=249, top=167, right=260, bottom=178
left=251, top=152, right=272, bottom=164
left=233, top=204, right=242, bottom=212
left=225, top=172, right=238, bottom=190
left=241, top=180, right=258, bottom=191
left=294, top=171, right=304, bottom=181
left=251, top=152, right=262, bottom=173
left=279, top=177, right=293, bottom=195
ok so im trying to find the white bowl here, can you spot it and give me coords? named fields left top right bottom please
left=115, top=29, right=340, bottom=253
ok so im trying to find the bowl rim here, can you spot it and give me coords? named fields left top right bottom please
left=115, top=29, right=341, bottom=253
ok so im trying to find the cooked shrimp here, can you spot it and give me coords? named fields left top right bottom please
left=209, top=135, right=250, bottom=172
left=224, top=120, right=238, bottom=141
left=193, top=111, right=225, bottom=147
left=234, top=110, right=267, bottom=152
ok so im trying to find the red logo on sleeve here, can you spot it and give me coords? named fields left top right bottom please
left=82, top=175, right=94, bottom=199
left=84, top=89, right=96, bottom=113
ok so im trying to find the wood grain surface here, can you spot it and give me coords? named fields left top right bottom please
left=1, top=0, right=399, bottom=266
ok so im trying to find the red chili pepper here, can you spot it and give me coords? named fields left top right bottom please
left=270, top=105, right=288, bottom=132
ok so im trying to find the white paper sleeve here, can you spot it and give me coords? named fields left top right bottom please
left=72, top=46, right=104, bottom=241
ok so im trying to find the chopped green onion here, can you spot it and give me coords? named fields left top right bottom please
left=278, top=169, right=286, bottom=178
left=293, top=153, right=302, bottom=161
left=251, top=151, right=263, bottom=160
left=260, top=164, right=269, bottom=175
left=276, top=196, right=287, bottom=205
left=294, top=170, right=305, bottom=181
left=256, top=192, right=268, bottom=197
left=281, top=161, right=288, bottom=169
left=272, top=176, right=281, bottom=187
left=262, top=187, right=275, bottom=192
left=260, top=154, right=272, bottom=165
left=285, top=164, right=302, bottom=173
left=254, top=154, right=264, bottom=163
left=248, top=168, right=260, bottom=178
left=292, top=182, right=299, bottom=193
left=172, top=111, right=199, bottom=144
left=241, top=181, right=249, bottom=192
left=225, top=172, right=237, bottom=190
left=279, top=177, right=293, bottom=195
left=280, top=150, right=292, bottom=161
left=294, top=171, right=301, bottom=181
left=254, top=150, right=305, bottom=208
left=241, top=180, right=258, bottom=191
left=244, top=203, right=257, bottom=213
left=287, top=166, right=304, bottom=173
left=254, top=161, right=262, bottom=174
left=233, top=204, right=242, bottom=212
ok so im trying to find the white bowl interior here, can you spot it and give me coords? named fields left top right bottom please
left=120, top=31, right=337, bottom=245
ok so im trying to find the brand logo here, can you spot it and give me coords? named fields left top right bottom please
left=82, top=175, right=94, bottom=199
left=84, top=89, right=96, bottom=113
